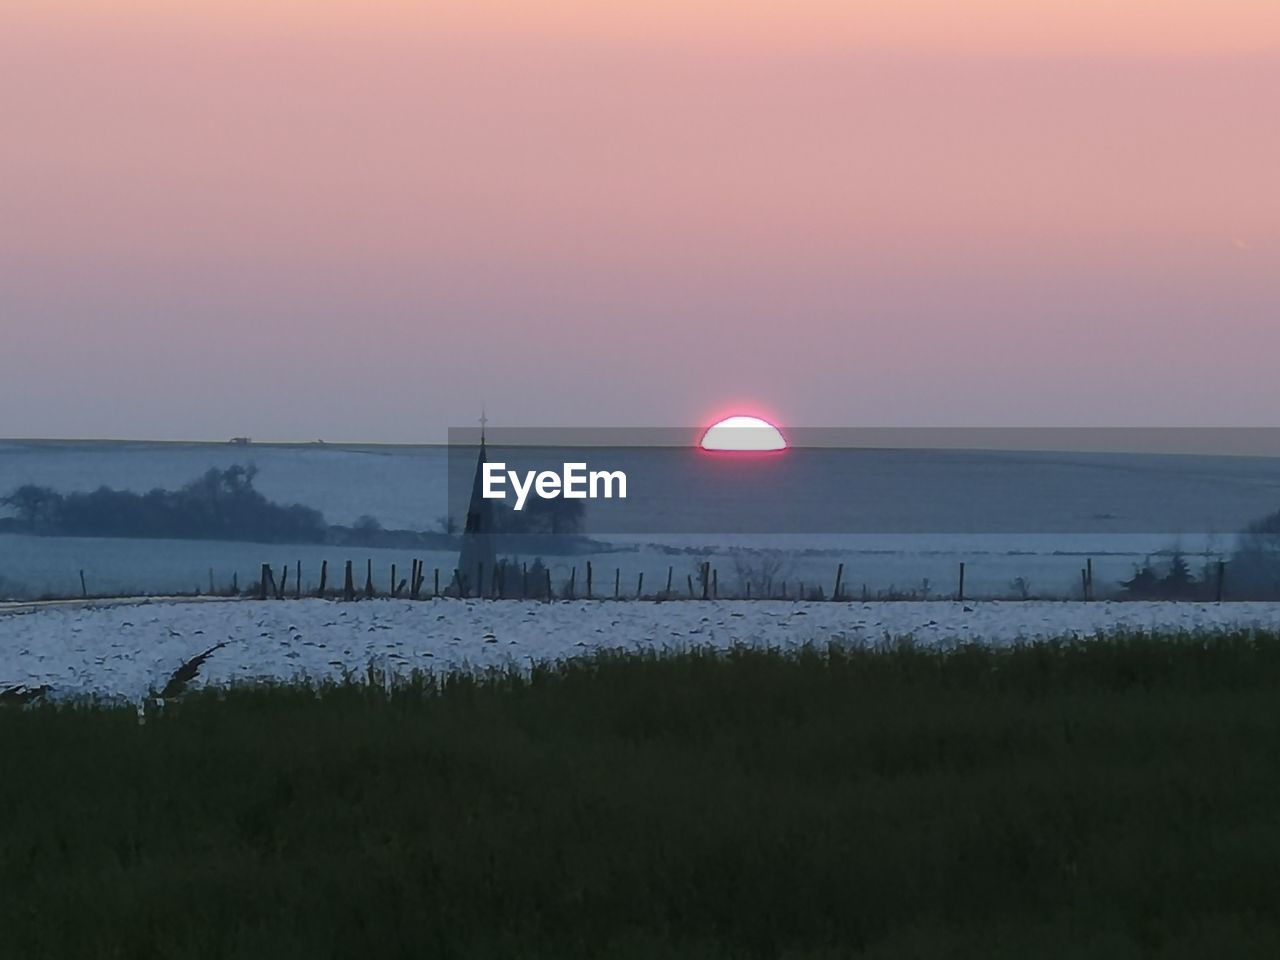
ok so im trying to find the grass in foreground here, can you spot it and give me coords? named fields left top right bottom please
left=4, top=632, right=1280, bottom=958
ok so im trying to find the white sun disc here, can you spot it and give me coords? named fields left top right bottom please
left=699, top=416, right=788, bottom=452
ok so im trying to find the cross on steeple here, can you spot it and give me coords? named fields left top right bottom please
left=479, top=407, right=489, bottom=444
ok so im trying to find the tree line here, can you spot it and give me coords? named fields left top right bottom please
left=0, top=464, right=594, bottom=551
left=1, top=465, right=329, bottom=544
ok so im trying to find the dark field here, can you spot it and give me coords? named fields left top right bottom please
left=4, top=634, right=1280, bottom=958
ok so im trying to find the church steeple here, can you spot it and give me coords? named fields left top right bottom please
left=456, top=409, right=497, bottom=597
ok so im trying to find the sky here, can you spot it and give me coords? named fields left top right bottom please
left=1, top=1, right=1277, bottom=441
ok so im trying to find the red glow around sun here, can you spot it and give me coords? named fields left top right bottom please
left=699, top=415, right=788, bottom=452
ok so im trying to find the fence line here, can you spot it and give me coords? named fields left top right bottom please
left=12, top=556, right=1247, bottom=605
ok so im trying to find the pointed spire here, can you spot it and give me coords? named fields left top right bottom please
left=457, top=409, right=497, bottom=597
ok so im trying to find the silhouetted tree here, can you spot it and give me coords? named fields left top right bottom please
left=1232, top=508, right=1280, bottom=598
left=1120, top=553, right=1201, bottom=599
left=497, top=497, right=585, bottom=536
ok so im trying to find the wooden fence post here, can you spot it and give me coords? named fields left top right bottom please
left=614, top=567, right=620, bottom=599
left=1216, top=560, right=1226, bottom=603
left=79, top=570, right=87, bottom=598
left=295, top=561, right=302, bottom=599
left=957, top=563, right=966, bottom=603
left=636, top=572, right=644, bottom=599
left=666, top=566, right=673, bottom=597
left=833, top=563, right=844, bottom=602
left=260, top=563, right=271, bottom=601
left=586, top=561, right=593, bottom=599
left=343, top=560, right=355, bottom=601
left=318, top=560, right=328, bottom=598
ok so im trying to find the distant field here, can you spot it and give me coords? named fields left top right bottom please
left=4, top=634, right=1280, bottom=958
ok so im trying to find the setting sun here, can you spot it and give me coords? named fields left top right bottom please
left=699, top=415, right=787, bottom=452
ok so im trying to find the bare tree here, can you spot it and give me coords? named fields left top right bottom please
left=732, top=550, right=788, bottom=598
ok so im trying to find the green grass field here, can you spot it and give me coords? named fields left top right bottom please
left=4, top=632, right=1280, bottom=958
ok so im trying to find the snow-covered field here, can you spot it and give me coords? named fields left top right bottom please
left=4, top=597, right=1280, bottom=702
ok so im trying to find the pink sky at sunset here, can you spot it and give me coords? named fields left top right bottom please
left=1, top=1, right=1277, bottom=440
